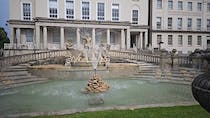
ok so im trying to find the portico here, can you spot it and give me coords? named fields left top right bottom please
left=8, top=18, right=149, bottom=51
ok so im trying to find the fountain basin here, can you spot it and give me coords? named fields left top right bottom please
left=0, top=77, right=195, bottom=116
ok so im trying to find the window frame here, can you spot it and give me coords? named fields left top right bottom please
left=207, top=19, right=210, bottom=30
left=97, top=2, right=105, bottom=21
left=112, top=3, right=120, bottom=21
left=188, top=35, right=193, bottom=46
left=168, top=0, right=173, bottom=10
left=177, top=18, right=182, bottom=30
left=187, top=2, right=192, bottom=11
left=197, top=18, right=202, bottom=30
left=65, top=0, right=75, bottom=19
left=168, top=17, right=172, bottom=29
left=156, top=17, right=162, bottom=29
left=132, top=10, right=139, bottom=24
left=197, top=2, right=202, bottom=12
left=197, top=36, right=202, bottom=46
left=178, top=1, right=183, bottom=10
left=21, top=2, right=32, bottom=21
left=25, top=29, right=33, bottom=42
left=81, top=1, right=91, bottom=20
left=157, top=0, right=162, bottom=9
left=178, top=35, right=183, bottom=46
left=168, top=35, right=173, bottom=46
left=48, top=0, right=59, bottom=18
left=187, top=18, right=192, bottom=30
left=207, top=3, right=210, bottom=12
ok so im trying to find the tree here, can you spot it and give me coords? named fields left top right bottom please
left=0, top=27, right=10, bottom=49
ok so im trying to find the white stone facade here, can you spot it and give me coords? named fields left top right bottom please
left=8, top=0, right=149, bottom=51
left=151, top=0, right=210, bottom=54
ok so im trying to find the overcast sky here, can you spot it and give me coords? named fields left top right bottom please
left=0, top=0, right=9, bottom=37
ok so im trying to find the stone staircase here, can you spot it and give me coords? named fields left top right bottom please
left=127, top=59, right=202, bottom=82
left=0, top=64, right=48, bottom=89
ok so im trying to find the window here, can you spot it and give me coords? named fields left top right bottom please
left=22, top=3, right=31, bottom=20
left=157, top=0, right=162, bottom=9
left=132, top=10, right=138, bottom=24
left=112, top=4, right=119, bottom=21
left=187, top=18, right=192, bottom=30
left=49, top=0, right=58, bottom=18
left=168, top=0, right=173, bottom=10
left=197, top=18, right=201, bottom=30
left=207, top=19, right=210, bottom=30
left=157, top=35, right=162, bottom=44
left=25, top=29, right=33, bottom=42
left=168, top=35, right=173, bottom=46
left=178, top=18, right=182, bottom=30
left=197, top=36, right=202, bottom=46
left=97, top=3, right=105, bottom=20
left=187, top=2, right=192, bottom=11
left=188, top=35, right=192, bottom=46
left=178, top=35, right=183, bottom=46
left=66, top=0, right=74, bottom=19
left=52, top=30, right=60, bottom=43
left=197, top=3, right=202, bottom=11
left=82, top=1, right=90, bottom=20
left=156, top=17, right=162, bottom=29
left=178, top=1, right=183, bottom=10
left=168, top=17, right=172, bottom=29
left=207, top=3, right=210, bottom=12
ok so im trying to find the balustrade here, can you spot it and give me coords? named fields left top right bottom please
left=0, top=50, right=67, bottom=69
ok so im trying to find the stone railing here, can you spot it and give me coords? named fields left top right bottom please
left=109, top=50, right=160, bottom=64
left=0, top=50, right=68, bottom=69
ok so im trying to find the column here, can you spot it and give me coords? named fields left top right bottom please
left=126, top=28, right=131, bottom=49
left=121, top=29, right=125, bottom=50
left=43, top=26, right=48, bottom=49
left=76, top=28, right=80, bottom=48
left=92, top=28, right=96, bottom=46
left=10, top=27, right=14, bottom=48
left=35, top=25, right=40, bottom=49
left=107, top=29, right=110, bottom=45
left=139, top=32, right=142, bottom=49
left=60, top=27, right=65, bottom=49
left=145, top=32, right=148, bottom=49
left=17, top=28, right=21, bottom=46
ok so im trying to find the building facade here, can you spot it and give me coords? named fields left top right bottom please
left=8, top=0, right=149, bottom=50
left=151, top=0, right=210, bottom=54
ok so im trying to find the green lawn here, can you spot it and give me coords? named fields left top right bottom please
left=34, top=105, right=210, bottom=118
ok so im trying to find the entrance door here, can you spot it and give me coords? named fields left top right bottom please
left=130, top=35, right=136, bottom=48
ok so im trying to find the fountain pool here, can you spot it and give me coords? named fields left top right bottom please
left=0, top=77, right=195, bottom=116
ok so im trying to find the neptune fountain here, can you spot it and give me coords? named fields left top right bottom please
left=65, top=29, right=110, bottom=94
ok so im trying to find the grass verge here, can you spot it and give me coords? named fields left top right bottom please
left=34, top=105, right=209, bottom=118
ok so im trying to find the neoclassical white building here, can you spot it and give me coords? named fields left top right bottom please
left=151, top=0, right=210, bottom=54
left=8, top=0, right=149, bottom=51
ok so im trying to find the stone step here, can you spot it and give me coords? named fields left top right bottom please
left=7, top=65, right=27, bottom=69
left=0, top=71, right=30, bottom=77
left=0, top=78, right=48, bottom=87
left=1, top=68, right=27, bottom=72
left=0, top=80, right=47, bottom=90
left=2, top=75, right=37, bottom=81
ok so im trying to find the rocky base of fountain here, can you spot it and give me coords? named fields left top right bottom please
left=84, top=74, right=110, bottom=94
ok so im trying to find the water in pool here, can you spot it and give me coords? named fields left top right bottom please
left=0, top=78, right=195, bottom=115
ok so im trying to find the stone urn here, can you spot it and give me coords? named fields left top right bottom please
left=192, top=52, right=210, bottom=113
left=192, top=72, right=210, bottom=113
